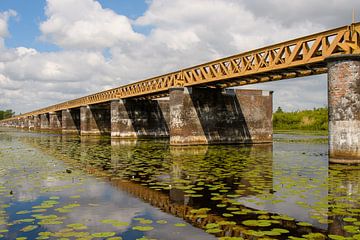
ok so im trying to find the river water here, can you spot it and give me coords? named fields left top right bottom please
left=0, top=128, right=359, bottom=240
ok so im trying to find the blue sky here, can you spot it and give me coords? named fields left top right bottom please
left=0, top=0, right=359, bottom=114
left=0, top=0, right=148, bottom=51
left=1, top=0, right=48, bottom=50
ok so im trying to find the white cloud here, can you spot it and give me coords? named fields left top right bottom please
left=1, top=0, right=358, bottom=113
left=240, top=75, right=328, bottom=111
left=39, top=0, right=144, bottom=49
left=240, top=0, right=360, bottom=28
left=136, top=0, right=323, bottom=55
left=0, top=10, right=16, bottom=49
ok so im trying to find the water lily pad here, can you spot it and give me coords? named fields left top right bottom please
left=218, top=221, right=236, bottom=226
left=20, top=225, right=38, bottom=232
left=139, top=219, right=153, bottom=224
left=343, top=217, right=357, bottom=222
left=174, top=223, right=186, bottom=227
left=132, top=226, right=154, bottom=231
left=242, top=220, right=272, bottom=227
left=222, top=213, right=233, bottom=217
left=271, top=228, right=289, bottom=234
left=206, top=228, right=222, bottom=234
left=156, top=220, right=167, bottom=224
left=302, top=232, right=326, bottom=239
left=16, top=210, right=30, bottom=215
left=297, top=222, right=312, bottom=227
left=66, top=223, right=87, bottom=230
left=353, top=234, right=360, bottom=240
left=343, top=225, right=359, bottom=233
left=244, top=230, right=265, bottom=237
left=91, top=232, right=116, bottom=238
left=205, top=223, right=219, bottom=229
left=328, top=235, right=347, bottom=240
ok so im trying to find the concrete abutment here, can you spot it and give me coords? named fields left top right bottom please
left=110, top=99, right=169, bottom=138
left=80, top=104, right=111, bottom=136
left=169, top=87, right=273, bottom=145
left=62, top=109, right=80, bottom=134
left=49, top=112, right=62, bottom=132
left=40, top=113, right=50, bottom=130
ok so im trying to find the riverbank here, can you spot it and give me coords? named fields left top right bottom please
left=273, top=107, right=328, bottom=132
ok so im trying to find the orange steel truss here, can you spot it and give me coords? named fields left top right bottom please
left=2, top=22, right=360, bottom=122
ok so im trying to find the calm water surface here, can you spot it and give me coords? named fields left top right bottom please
left=0, top=128, right=359, bottom=240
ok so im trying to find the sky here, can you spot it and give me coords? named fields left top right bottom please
left=0, top=0, right=359, bottom=114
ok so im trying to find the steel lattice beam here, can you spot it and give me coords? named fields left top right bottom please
left=2, top=23, right=360, bottom=122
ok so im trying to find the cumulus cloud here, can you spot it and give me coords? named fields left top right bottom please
left=39, top=0, right=144, bottom=49
left=241, top=0, right=360, bottom=28
left=1, top=0, right=358, bottom=113
left=0, top=10, right=17, bottom=48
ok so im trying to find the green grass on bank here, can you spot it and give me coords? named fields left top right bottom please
left=273, top=107, right=328, bottom=132
left=273, top=129, right=328, bottom=136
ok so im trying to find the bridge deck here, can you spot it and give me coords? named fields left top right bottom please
left=3, top=22, right=360, bottom=121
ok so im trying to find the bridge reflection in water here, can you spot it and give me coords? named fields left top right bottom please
left=22, top=133, right=360, bottom=239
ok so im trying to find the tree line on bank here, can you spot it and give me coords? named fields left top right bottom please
left=273, top=107, right=328, bottom=131
left=0, top=110, right=15, bottom=120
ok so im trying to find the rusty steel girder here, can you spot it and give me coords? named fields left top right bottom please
left=2, top=22, right=360, bottom=122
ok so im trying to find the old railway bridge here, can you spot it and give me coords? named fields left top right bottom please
left=1, top=23, right=360, bottom=164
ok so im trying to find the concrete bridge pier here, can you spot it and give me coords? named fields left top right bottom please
left=34, top=115, right=41, bottom=130
left=169, top=87, right=273, bottom=145
left=20, top=117, right=29, bottom=129
left=80, top=103, right=111, bottom=136
left=14, top=118, right=20, bottom=128
left=28, top=116, right=35, bottom=130
left=62, top=109, right=80, bottom=134
left=40, top=113, right=50, bottom=130
left=49, top=111, right=62, bottom=132
left=111, top=99, right=169, bottom=138
left=10, top=119, right=16, bottom=127
left=327, top=54, right=360, bottom=164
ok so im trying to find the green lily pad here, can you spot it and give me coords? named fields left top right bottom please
left=343, top=225, right=359, bottom=233
left=222, top=213, right=233, bottom=217
left=343, top=217, right=357, bottom=222
left=66, top=223, right=87, bottom=230
left=91, top=232, right=116, bottom=238
left=297, top=222, right=312, bottom=227
left=20, top=225, right=38, bottom=232
left=107, top=237, right=123, bottom=240
left=205, top=223, right=219, bottom=229
left=206, top=228, right=222, bottom=234
left=174, top=223, right=186, bottom=227
left=132, top=226, right=154, bottom=231
left=242, top=220, right=273, bottom=227
left=328, top=235, right=347, bottom=240
left=156, top=220, right=167, bottom=224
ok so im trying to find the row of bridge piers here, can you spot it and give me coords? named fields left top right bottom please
left=2, top=55, right=360, bottom=164
left=5, top=88, right=273, bottom=145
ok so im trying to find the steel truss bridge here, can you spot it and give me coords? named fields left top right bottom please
left=2, top=22, right=360, bottom=121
